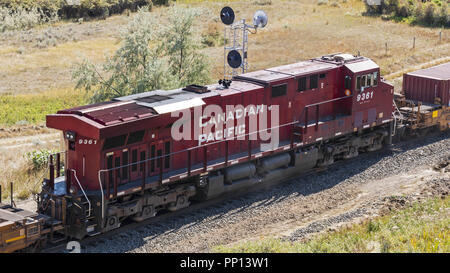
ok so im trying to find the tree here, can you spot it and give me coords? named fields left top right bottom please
left=164, top=7, right=210, bottom=87
left=73, top=6, right=210, bottom=103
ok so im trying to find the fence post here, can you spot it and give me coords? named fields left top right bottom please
left=439, top=31, right=442, bottom=43
left=0, top=184, right=2, bottom=203
left=413, top=37, right=415, bottom=49
left=385, top=42, right=388, bottom=55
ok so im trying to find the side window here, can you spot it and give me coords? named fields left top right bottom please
left=310, top=74, right=318, bottom=89
left=367, top=74, right=372, bottom=87
left=373, top=72, right=378, bottom=86
left=356, top=76, right=361, bottom=91
left=271, top=84, right=287, bottom=97
left=361, top=75, right=367, bottom=89
left=298, top=77, right=307, bottom=92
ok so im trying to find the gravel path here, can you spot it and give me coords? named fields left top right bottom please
left=84, top=132, right=450, bottom=253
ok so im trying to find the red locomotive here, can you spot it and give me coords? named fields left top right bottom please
left=40, top=53, right=396, bottom=238
left=2, top=54, right=448, bottom=251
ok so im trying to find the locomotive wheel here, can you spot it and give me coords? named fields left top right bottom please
left=132, top=205, right=156, bottom=222
left=168, top=195, right=190, bottom=212
left=104, top=216, right=120, bottom=232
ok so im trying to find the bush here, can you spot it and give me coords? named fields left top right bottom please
left=0, top=6, right=58, bottom=32
left=0, top=0, right=154, bottom=20
left=25, top=149, right=56, bottom=170
left=364, top=0, right=449, bottom=27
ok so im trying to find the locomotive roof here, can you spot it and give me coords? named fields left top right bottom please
left=406, top=62, right=450, bottom=80
left=235, top=60, right=337, bottom=84
left=53, top=80, right=263, bottom=128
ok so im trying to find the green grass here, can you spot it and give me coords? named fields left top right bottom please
left=0, top=89, right=87, bottom=126
left=213, top=196, right=450, bottom=253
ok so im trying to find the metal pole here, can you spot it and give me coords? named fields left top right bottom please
left=203, top=146, right=207, bottom=172
left=56, top=153, right=61, bottom=177
left=141, top=162, right=145, bottom=193
left=187, top=149, right=191, bottom=176
left=315, top=104, right=319, bottom=131
left=225, top=140, right=229, bottom=166
left=49, top=155, right=54, bottom=191
left=66, top=169, right=71, bottom=195
left=10, top=182, right=14, bottom=207
left=0, top=184, right=2, bottom=203
left=242, top=19, right=246, bottom=74
left=304, top=107, right=308, bottom=134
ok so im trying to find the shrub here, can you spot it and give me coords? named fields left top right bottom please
left=25, top=149, right=56, bottom=170
left=364, top=0, right=449, bottom=27
left=0, top=0, right=154, bottom=20
left=0, top=6, right=59, bottom=32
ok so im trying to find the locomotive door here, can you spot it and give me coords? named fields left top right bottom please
left=130, top=144, right=147, bottom=181
left=105, top=149, right=129, bottom=186
left=148, top=140, right=171, bottom=177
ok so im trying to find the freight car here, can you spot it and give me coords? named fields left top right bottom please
left=1, top=54, right=448, bottom=252
left=394, top=62, right=450, bottom=138
left=0, top=202, right=64, bottom=253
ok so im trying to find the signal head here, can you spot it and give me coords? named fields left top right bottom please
left=220, top=6, right=235, bottom=25
left=227, top=50, right=242, bottom=69
left=253, top=10, right=268, bottom=28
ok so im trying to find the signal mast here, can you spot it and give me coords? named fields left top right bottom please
left=219, top=7, right=268, bottom=88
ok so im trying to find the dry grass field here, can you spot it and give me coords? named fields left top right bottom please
left=0, top=0, right=449, bottom=200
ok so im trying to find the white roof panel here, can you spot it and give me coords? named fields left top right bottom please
left=152, top=97, right=205, bottom=114
left=345, top=60, right=379, bottom=73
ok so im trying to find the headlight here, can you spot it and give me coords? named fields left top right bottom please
left=65, top=131, right=76, bottom=141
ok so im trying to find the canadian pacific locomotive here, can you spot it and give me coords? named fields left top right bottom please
left=1, top=53, right=449, bottom=252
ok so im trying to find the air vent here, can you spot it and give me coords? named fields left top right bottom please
left=183, top=84, right=210, bottom=94
left=136, top=95, right=171, bottom=104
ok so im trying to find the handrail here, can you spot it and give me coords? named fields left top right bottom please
left=98, top=119, right=300, bottom=173
left=392, top=99, right=404, bottom=137
left=69, top=169, right=92, bottom=218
